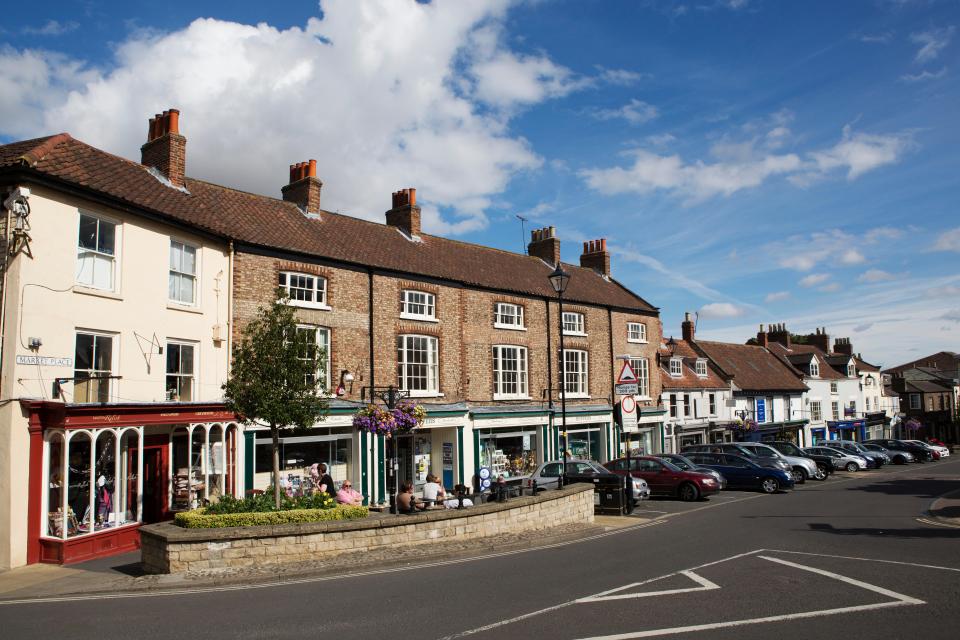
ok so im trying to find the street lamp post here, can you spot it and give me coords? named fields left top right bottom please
left=549, top=264, right=571, bottom=488
left=363, top=385, right=410, bottom=514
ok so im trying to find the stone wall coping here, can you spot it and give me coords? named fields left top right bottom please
left=140, top=483, right=594, bottom=544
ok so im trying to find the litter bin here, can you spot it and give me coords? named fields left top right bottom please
left=593, top=475, right=627, bottom=516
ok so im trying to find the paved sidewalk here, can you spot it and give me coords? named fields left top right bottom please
left=928, top=488, right=960, bottom=527
left=0, top=516, right=653, bottom=601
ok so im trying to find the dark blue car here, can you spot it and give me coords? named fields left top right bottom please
left=684, top=452, right=794, bottom=494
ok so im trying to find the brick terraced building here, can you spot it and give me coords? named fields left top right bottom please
left=0, top=109, right=664, bottom=566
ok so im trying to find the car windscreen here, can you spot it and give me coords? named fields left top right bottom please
left=660, top=455, right=693, bottom=470
left=656, top=459, right=682, bottom=472
left=772, top=442, right=802, bottom=456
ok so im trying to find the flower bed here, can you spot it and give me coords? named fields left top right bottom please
left=175, top=505, right=368, bottom=529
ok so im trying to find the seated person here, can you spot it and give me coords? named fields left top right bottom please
left=444, top=484, right=474, bottom=509
left=336, top=480, right=364, bottom=506
left=396, top=482, right=425, bottom=513
left=421, top=474, right=446, bottom=504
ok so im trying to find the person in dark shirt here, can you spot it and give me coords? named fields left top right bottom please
left=317, top=463, right=336, bottom=497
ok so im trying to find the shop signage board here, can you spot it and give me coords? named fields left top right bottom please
left=615, top=360, right=639, bottom=396
left=620, top=396, right=638, bottom=433
left=422, top=416, right=464, bottom=429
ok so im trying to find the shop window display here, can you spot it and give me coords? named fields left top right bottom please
left=479, top=429, right=538, bottom=478
left=207, top=425, right=224, bottom=502
left=119, top=430, right=138, bottom=524
left=94, top=431, right=116, bottom=531
left=254, top=434, right=353, bottom=492
left=47, top=435, right=65, bottom=537
left=67, top=432, right=92, bottom=537
left=566, top=428, right=602, bottom=461
left=191, top=427, right=207, bottom=507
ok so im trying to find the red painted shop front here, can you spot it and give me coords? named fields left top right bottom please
left=23, top=401, right=240, bottom=565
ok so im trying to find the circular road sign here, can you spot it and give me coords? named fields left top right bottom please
left=621, top=396, right=637, bottom=414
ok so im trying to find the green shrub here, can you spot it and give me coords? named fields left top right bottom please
left=175, top=504, right=369, bottom=529
left=203, top=492, right=337, bottom=515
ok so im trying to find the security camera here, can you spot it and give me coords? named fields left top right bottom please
left=4, top=187, right=30, bottom=214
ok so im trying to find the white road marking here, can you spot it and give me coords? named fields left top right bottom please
left=577, top=570, right=720, bottom=603
left=575, top=555, right=924, bottom=640
left=0, top=519, right=669, bottom=606
left=917, top=517, right=960, bottom=529
left=765, top=548, right=960, bottom=572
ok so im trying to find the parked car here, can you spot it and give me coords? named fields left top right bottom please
left=736, top=442, right=819, bottom=484
left=862, top=443, right=915, bottom=465
left=832, top=440, right=888, bottom=468
left=804, top=446, right=868, bottom=471
left=683, top=452, right=794, bottom=494
left=681, top=443, right=793, bottom=475
left=604, top=456, right=720, bottom=502
left=526, top=459, right=650, bottom=503
left=767, top=441, right=832, bottom=480
left=927, top=438, right=951, bottom=455
left=654, top=453, right=728, bottom=489
left=905, top=440, right=949, bottom=458
left=864, top=439, right=933, bottom=462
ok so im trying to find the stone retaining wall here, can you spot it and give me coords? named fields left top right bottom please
left=140, top=484, right=594, bottom=574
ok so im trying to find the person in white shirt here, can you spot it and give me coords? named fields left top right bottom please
left=421, top=474, right=445, bottom=504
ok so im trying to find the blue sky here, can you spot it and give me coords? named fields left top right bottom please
left=1, top=0, right=957, bottom=366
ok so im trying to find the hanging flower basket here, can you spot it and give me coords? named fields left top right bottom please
left=904, top=418, right=922, bottom=432
left=352, top=402, right=426, bottom=438
left=730, top=417, right=758, bottom=432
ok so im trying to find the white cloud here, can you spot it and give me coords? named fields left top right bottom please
left=853, top=322, right=873, bottom=332
left=22, top=20, right=79, bottom=36
left=592, top=99, right=659, bottom=125
left=840, top=248, right=866, bottom=265
left=933, top=227, right=960, bottom=252
left=858, top=269, right=896, bottom=283
left=940, top=309, right=960, bottom=323
left=646, top=133, right=676, bottom=147
left=595, top=67, right=646, bottom=86
left=910, top=26, right=955, bottom=63
left=0, top=1, right=591, bottom=235
left=799, top=273, right=830, bottom=287
left=771, top=227, right=894, bottom=272
left=819, top=282, right=842, bottom=293
left=581, top=123, right=911, bottom=203
left=901, top=67, right=948, bottom=82
left=699, top=302, right=745, bottom=319
left=859, top=32, right=893, bottom=44
left=765, top=291, right=791, bottom=303
left=864, top=226, right=902, bottom=243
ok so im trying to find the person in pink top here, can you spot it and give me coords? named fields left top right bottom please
left=336, top=480, right=363, bottom=506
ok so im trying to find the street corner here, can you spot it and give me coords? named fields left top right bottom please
left=449, top=549, right=960, bottom=640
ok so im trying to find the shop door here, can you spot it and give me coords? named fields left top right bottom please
left=142, top=441, right=169, bottom=523
left=396, top=436, right=413, bottom=490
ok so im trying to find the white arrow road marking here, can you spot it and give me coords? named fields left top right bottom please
left=576, top=571, right=720, bottom=603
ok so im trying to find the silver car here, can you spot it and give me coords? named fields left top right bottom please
left=863, top=443, right=915, bottom=465
left=804, top=446, right=868, bottom=471
left=526, top=459, right=650, bottom=503
left=738, top=442, right=818, bottom=484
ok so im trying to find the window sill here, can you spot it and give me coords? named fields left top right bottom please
left=626, top=338, right=648, bottom=344
left=167, top=302, right=203, bottom=314
left=562, top=331, right=587, bottom=337
left=399, top=314, right=439, bottom=323
left=561, top=393, right=590, bottom=400
left=73, top=286, right=122, bottom=301
left=493, top=394, right=532, bottom=401
left=280, top=299, right=332, bottom=311
left=406, top=391, right=444, bottom=398
left=494, top=323, right=526, bottom=331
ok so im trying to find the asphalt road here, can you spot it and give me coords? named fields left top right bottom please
left=2, top=459, right=959, bottom=639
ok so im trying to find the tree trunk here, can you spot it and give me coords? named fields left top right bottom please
left=271, top=426, right=282, bottom=510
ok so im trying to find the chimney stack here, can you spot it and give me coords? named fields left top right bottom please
left=141, top=108, right=186, bottom=188
left=282, top=159, right=323, bottom=215
left=528, top=226, right=561, bottom=266
left=834, top=337, right=853, bottom=356
left=756, top=324, right=769, bottom=348
left=682, top=312, right=695, bottom=342
left=809, top=327, right=831, bottom=353
left=768, top=322, right=791, bottom=348
left=385, top=188, right=421, bottom=238
left=579, top=238, right=611, bottom=276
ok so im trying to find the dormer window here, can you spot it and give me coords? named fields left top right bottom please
left=669, top=357, right=683, bottom=377
left=401, top=290, right=436, bottom=321
left=279, top=271, right=328, bottom=309
left=846, top=363, right=856, bottom=377
left=809, top=358, right=820, bottom=377
left=494, top=302, right=525, bottom=330
left=562, top=312, right=586, bottom=336
left=695, top=359, right=707, bottom=377
left=627, top=322, right=647, bottom=343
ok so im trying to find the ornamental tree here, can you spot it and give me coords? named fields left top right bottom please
left=222, top=295, right=329, bottom=509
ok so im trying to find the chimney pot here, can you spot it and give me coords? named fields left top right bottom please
left=168, top=109, right=180, bottom=134
left=282, top=158, right=323, bottom=214
left=141, top=107, right=186, bottom=187
left=579, top=237, right=611, bottom=276
left=385, top=186, right=422, bottom=237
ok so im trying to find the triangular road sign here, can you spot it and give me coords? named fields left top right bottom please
left=617, top=360, right=638, bottom=385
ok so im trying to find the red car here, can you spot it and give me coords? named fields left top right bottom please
left=604, top=455, right=720, bottom=501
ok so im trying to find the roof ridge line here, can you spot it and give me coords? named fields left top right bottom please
left=18, top=133, right=72, bottom=167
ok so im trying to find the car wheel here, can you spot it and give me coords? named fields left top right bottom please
left=893, top=455, right=905, bottom=465
left=845, top=462, right=858, bottom=472
left=760, top=477, right=780, bottom=494
left=814, top=464, right=828, bottom=480
left=792, top=467, right=808, bottom=484
left=678, top=482, right=699, bottom=502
